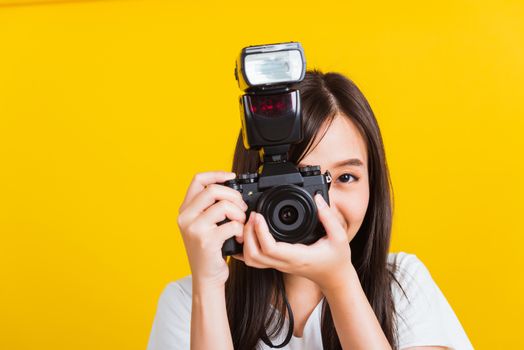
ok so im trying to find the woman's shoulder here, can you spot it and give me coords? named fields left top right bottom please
left=387, top=251, right=448, bottom=301
left=386, top=251, right=474, bottom=349
left=387, top=251, right=425, bottom=277
left=147, top=275, right=193, bottom=350
left=154, top=275, right=193, bottom=317
left=159, top=275, right=193, bottom=307
left=386, top=251, right=446, bottom=315
left=167, top=275, right=193, bottom=297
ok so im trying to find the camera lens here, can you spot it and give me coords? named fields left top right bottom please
left=272, top=200, right=303, bottom=231
left=256, top=185, right=319, bottom=244
left=279, top=205, right=298, bottom=225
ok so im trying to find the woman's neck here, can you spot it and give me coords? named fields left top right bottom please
left=281, top=273, right=324, bottom=338
left=283, top=272, right=324, bottom=307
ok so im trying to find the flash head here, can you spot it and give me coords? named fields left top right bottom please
left=235, top=42, right=306, bottom=92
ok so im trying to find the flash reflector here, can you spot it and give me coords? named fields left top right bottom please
left=236, top=42, right=306, bottom=91
left=244, top=50, right=303, bottom=85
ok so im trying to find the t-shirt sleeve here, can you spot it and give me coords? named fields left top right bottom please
left=147, top=279, right=192, bottom=350
left=391, top=253, right=474, bottom=350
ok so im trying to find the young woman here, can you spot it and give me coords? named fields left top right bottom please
left=147, top=70, right=474, bottom=350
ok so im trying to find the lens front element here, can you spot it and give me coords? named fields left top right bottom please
left=279, top=205, right=299, bottom=225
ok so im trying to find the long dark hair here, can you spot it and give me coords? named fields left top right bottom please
left=225, top=69, right=402, bottom=349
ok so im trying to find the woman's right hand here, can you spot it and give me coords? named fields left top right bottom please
left=177, top=171, right=248, bottom=289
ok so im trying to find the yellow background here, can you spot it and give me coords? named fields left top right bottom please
left=1, top=0, right=522, bottom=349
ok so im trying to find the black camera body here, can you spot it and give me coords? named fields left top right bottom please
left=221, top=165, right=332, bottom=256
left=221, top=42, right=332, bottom=256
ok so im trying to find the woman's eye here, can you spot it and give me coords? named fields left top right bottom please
left=337, top=173, right=358, bottom=183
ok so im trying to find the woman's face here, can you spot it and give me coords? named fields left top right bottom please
left=297, top=113, right=369, bottom=243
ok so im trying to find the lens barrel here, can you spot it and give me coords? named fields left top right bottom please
left=256, top=184, right=319, bottom=243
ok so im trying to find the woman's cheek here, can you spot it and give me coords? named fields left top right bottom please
left=343, top=185, right=370, bottom=241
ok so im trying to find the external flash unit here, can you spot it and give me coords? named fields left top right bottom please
left=235, top=42, right=306, bottom=92
left=220, top=41, right=332, bottom=259
left=234, top=42, right=306, bottom=151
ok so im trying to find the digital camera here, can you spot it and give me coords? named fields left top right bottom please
left=221, top=42, right=332, bottom=256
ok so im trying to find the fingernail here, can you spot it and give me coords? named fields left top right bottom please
left=315, top=193, right=327, bottom=208
left=255, top=213, right=262, bottom=224
left=249, top=211, right=256, bottom=222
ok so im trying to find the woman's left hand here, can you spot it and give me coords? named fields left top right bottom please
left=232, top=193, right=355, bottom=292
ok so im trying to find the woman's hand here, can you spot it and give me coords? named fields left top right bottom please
left=233, top=194, right=354, bottom=293
left=177, top=171, right=248, bottom=290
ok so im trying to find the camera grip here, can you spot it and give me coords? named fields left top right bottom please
left=219, top=218, right=243, bottom=256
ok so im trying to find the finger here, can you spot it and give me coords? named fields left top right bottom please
left=242, top=212, right=275, bottom=268
left=232, top=215, right=261, bottom=267
left=253, top=213, right=289, bottom=262
left=235, top=232, right=244, bottom=244
left=243, top=212, right=286, bottom=269
left=213, top=219, right=244, bottom=244
left=241, top=212, right=262, bottom=264
left=180, top=171, right=236, bottom=212
left=199, top=200, right=247, bottom=226
left=181, top=183, right=247, bottom=224
left=254, top=213, right=304, bottom=265
left=314, top=193, right=346, bottom=241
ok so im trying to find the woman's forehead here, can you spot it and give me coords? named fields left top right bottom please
left=299, top=114, right=368, bottom=170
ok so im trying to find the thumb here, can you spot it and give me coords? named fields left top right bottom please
left=314, top=194, right=346, bottom=241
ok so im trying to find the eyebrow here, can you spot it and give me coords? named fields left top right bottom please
left=298, top=158, right=365, bottom=169
left=332, top=158, right=365, bottom=168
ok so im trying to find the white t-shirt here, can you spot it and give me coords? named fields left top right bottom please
left=147, top=252, right=474, bottom=349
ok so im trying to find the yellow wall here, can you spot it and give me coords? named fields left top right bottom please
left=1, top=0, right=522, bottom=349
